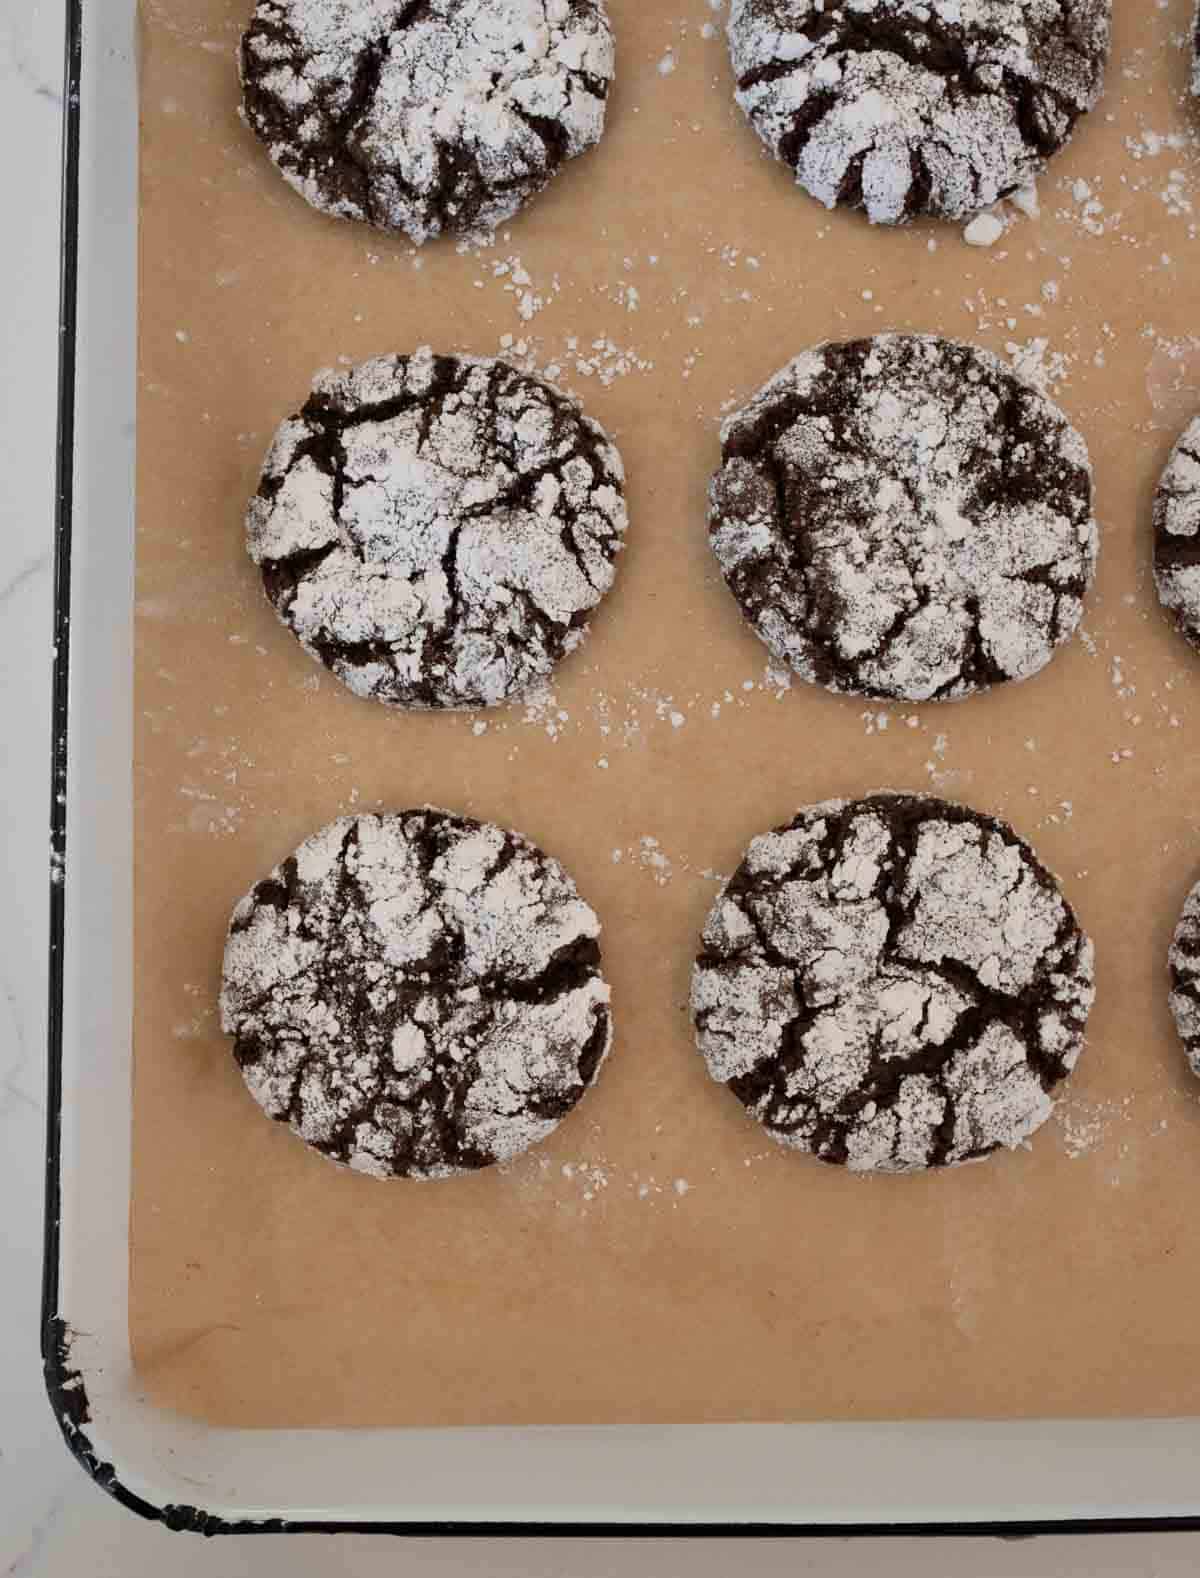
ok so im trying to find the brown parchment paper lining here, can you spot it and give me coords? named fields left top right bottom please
left=133, top=0, right=1200, bottom=1427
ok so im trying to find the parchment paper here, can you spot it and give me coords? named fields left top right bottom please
left=133, top=0, right=1200, bottom=1427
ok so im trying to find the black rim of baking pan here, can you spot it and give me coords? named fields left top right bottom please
left=34, top=0, right=1200, bottom=1540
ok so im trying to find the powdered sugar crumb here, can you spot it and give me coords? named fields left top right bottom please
left=964, top=212, right=1006, bottom=248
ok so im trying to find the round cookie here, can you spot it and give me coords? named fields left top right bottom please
left=709, top=335, right=1098, bottom=704
left=219, top=809, right=612, bottom=1179
left=726, top=0, right=1111, bottom=225
left=247, top=349, right=627, bottom=710
left=1169, top=878, right=1200, bottom=1076
left=240, top=0, right=615, bottom=242
left=1153, top=414, right=1200, bottom=652
left=691, top=793, right=1094, bottom=1172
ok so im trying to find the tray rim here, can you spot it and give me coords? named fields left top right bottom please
left=38, top=0, right=1200, bottom=1537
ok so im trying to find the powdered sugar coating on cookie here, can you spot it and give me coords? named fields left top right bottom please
left=726, top=0, right=1111, bottom=225
left=1169, top=878, right=1200, bottom=1077
left=709, top=335, right=1097, bottom=704
left=1153, top=414, right=1200, bottom=653
left=240, top=0, right=615, bottom=241
left=691, top=793, right=1094, bottom=1173
left=247, top=349, right=627, bottom=710
left=219, top=810, right=612, bottom=1178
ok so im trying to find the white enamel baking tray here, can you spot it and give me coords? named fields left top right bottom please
left=41, top=0, right=1200, bottom=1535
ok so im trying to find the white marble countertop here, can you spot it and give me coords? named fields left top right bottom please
left=2, top=3, right=1199, bottom=1572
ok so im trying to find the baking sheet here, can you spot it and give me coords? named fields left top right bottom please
left=132, top=0, right=1200, bottom=1428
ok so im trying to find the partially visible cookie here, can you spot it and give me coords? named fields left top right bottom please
left=219, top=810, right=613, bottom=1179
left=240, top=0, right=615, bottom=242
left=247, top=349, right=627, bottom=710
left=726, top=0, right=1111, bottom=225
left=709, top=335, right=1098, bottom=704
left=1169, top=879, right=1200, bottom=1076
left=691, top=793, right=1095, bottom=1173
left=1153, top=414, right=1200, bottom=652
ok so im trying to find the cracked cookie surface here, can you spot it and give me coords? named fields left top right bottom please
left=1153, top=414, right=1200, bottom=653
left=709, top=335, right=1097, bottom=704
left=219, top=809, right=612, bottom=1179
left=691, top=793, right=1094, bottom=1172
left=726, top=0, right=1110, bottom=225
left=240, top=0, right=615, bottom=241
left=1169, top=878, right=1200, bottom=1077
left=247, top=349, right=627, bottom=710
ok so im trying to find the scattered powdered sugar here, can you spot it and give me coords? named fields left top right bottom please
left=496, top=1149, right=702, bottom=1210
left=179, top=785, right=244, bottom=837
left=691, top=793, right=1095, bottom=1173
left=606, top=833, right=725, bottom=889
left=1006, top=337, right=1071, bottom=396
left=1143, top=331, right=1200, bottom=428
left=559, top=1157, right=611, bottom=1201
left=1056, top=173, right=1113, bottom=237
left=1055, top=1093, right=1134, bottom=1160
left=447, top=654, right=823, bottom=762
left=963, top=212, right=1006, bottom=248
left=564, top=335, right=656, bottom=385
left=1119, top=124, right=1200, bottom=238
left=172, top=984, right=217, bottom=1043
left=489, top=254, right=560, bottom=322
left=219, top=809, right=612, bottom=1179
left=635, top=835, right=673, bottom=885
left=1127, top=128, right=1193, bottom=162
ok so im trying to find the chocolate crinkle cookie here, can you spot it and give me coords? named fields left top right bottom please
left=219, top=810, right=613, bottom=1179
left=726, top=0, right=1111, bottom=224
left=1153, top=414, right=1200, bottom=653
left=247, top=349, right=627, bottom=710
left=1169, top=878, right=1200, bottom=1077
left=240, top=0, right=615, bottom=241
left=709, top=335, right=1098, bottom=704
left=691, top=794, right=1094, bottom=1173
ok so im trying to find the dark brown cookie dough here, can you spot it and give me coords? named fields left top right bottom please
left=708, top=335, right=1098, bottom=704
left=1153, top=414, right=1200, bottom=652
left=1169, top=878, right=1200, bottom=1077
left=691, top=793, right=1094, bottom=1172
left=219, top=810, right=613, bottom=1179
left=246, top=349, right=627, bottom=710
left=240, top=0, right=615, bottom=242
left=726, top=0, right=1111, bottom=224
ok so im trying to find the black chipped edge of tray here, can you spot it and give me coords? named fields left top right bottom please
left=37, top=0, right=1200, bottom=1540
